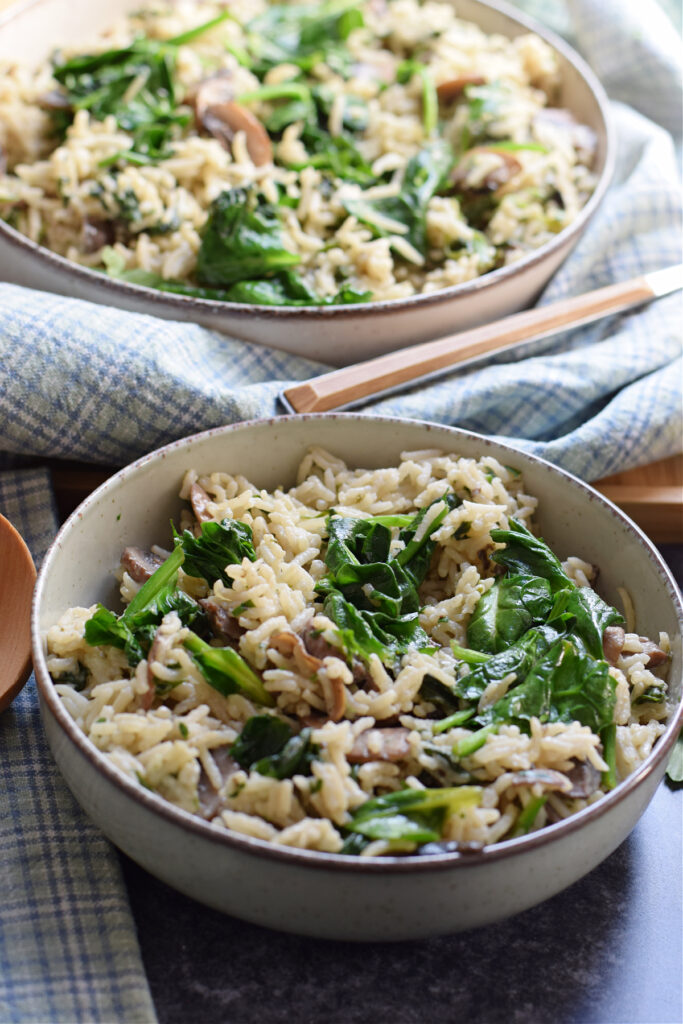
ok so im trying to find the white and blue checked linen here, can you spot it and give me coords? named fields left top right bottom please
left=0, top=1, right=681, bottom=1020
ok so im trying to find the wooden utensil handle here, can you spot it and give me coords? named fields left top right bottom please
left=283, top=275, right=655, bottom=414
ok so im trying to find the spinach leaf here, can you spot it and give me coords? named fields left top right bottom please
left=419, top=673, right=461, bottom=715
left=548, top=585, right=623, bottom=661
left=230, top=715, right=317, bottom=778
left=224, top=271, right=371, bottom=306
left=101, top=249, right=372, bottom=306
left=295, top=124, right=376, bottom=185
left=346, top=785, right=482, bottom=843
left=52, top=11, right=231, bottom=163
left=467, top=574, right=553, bottom=654
left=490, top=518, right=569, bottom=592
left=174, top=518, right=256, bottom=587
left=458, top=81, right=509, bottom=152
left=230, top=715, right=294, bottom=768
left=184, top=633, right=273, bottom=706
left=342, top=141, right=454, bottom=257
left=316, top=497, right=456, bottom=666
left=247, top=1, right=362, bottom=77
left=196, top=188, right=300, bottom=287
left=55, top=662, right=90, bottom=692
left=478, top=639, right=616, bottom=735
left=488, top=519, right=623, bottom=659
left=254, top=729, right=317, bottom=779
left=452, top=624, right=562, bottom=702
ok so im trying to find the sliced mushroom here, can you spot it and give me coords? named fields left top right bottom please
left=205, top=102, right=273, bottom=165
left=503, top=768, right=573, bottom=794
left=82, top=217, right=115, bottom=254
left=193, top=74, right=272, bottom=166
left=564, top=759, right=602, bottom=798
left=270, top=631, right=323, bottom=675
left=302, top=625, right=375, bottom=690
left=450, top=146, right=521, bottom=193
left=197, top=746, right=238, bottom=820
left=199, top=596, right=243, bottom=646
left=121, top=545, right=164, bottom=584
left=37, top=89, right=71, bottom=110
left=348, top=726, right=412, bottom=764
left=270, top=631, right=346, bottom=721
left=638, top=637, right=669, bottom=668
left=190, top=481, right=213, bottom=523
left=602, top=625, right=626, bottom=666
left=436, top=74, right=486, bottom=103
left=193, top=72, right=236, bottom=119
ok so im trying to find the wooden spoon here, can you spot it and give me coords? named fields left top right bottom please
left=0, top=514, right=37, bottom=712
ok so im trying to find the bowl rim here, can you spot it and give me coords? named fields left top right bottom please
left=31, top=413, right=683, bottom=875
left=0, top=0, right=615, bottom=323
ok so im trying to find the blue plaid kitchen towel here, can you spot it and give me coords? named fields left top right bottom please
left=0, top=0, right=681, bottom=1020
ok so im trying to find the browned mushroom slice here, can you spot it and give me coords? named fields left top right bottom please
left=638, top=637, right=669, bottom=668
left=121, top=545, right=164, bottom=584
left=82, top=218, right=115, bottom=254
left=190, top=481, right=214, bottom=523
left=302, top=625, right=375, bottom=690
left=193, top=75, right=272, bottom=166
left=197, top=746, right=238, bottom=820
left=270, top=631, right=323, bottom=675
left=348, top=727, right=412, bottom=764
left=564, top=758, right=603, bottom=798
left=272, top=630, right=349, bottom=721
left=206, top=102, right=273, bottom=165
left=503, top=768, right=573, bottom=794
left=450, top=146, right=522, bottom=192
left=602, top=625, right=626, bottom=665
left=436, top=74, right=486, bottom=103
left=301, top=624, right=342, bottom=662
left=200, top=596, right=244, bottom=647
left=192, top=72, right=235, bottom=119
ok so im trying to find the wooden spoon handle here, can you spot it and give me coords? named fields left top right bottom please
left=282, top=269, right=680, bottom=414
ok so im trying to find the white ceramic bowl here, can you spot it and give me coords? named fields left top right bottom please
left=32, top=415, right=682, bottom=940
left=0, top=0, right=614, bottom=365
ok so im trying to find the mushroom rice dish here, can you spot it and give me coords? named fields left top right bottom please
left=0, top=0, right=597, bottom=306
left=47, top=448, right=671, bottom=857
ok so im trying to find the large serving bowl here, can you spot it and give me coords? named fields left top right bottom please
left=0, top=0, right=614, bottom=365
left=31, top=415, right=682, bottom=940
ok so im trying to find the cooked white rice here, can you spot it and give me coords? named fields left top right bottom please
left=47, top=448, right=670, bottom=856
left=0, top=0, right=597, bottom=304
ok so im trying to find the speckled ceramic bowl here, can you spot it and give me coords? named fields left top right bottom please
left=0, top=0, right=614, bottom=365
left=31, top=416, right=682, bottom=940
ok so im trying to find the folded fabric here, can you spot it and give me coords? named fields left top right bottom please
left=0, top=0, right=681, bottom=1021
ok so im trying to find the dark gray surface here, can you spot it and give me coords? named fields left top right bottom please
left=120, top=547, right=683, bottom=1024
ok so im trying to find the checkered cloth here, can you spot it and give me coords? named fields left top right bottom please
left=0, top=1, right=681, bottom=1020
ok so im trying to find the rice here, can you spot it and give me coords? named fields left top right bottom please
left=0, top=0, right=597, bottom=306
left=47, top=448, right=671, bottom=856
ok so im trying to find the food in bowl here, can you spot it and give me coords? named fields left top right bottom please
left=0, top=0, right=597, bottom=308
left=46, top=446, right=671, bottom=857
